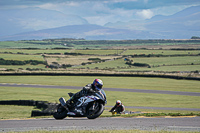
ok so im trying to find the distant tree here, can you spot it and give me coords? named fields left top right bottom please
left=191, top=36, right=200, bottom=39
left=88, top=58, right=101, bottom=61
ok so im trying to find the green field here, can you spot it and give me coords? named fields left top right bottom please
left=0, top=42, right=200, bottom=72
left=122, top=49, right=200, bottom=56
left=0, top=76, right=200, bottom=119
left=0, top=76, right=200, bottom=120
left=0, top=49, right=71, bottom=54
left=1, top=49, right=200, bottom=56
left=0, top=41, right=67, bottom=49
left=1, top=76, right=200, bottom=92
left=119, top=65, right=200, bottom=71
left=1, top=39, right=200, bottom=49
left=0, top=53, right=44, bottom=61
left=0, top=64, right=47, bottom=70
left=0, top=105, right=33, bottom=119
left=1, top=52, right=200, bottom=72
left=1, top=86, right=199, bottom=109
left=75, top=56, right=200, bottom=72
left=73, top=49, right=124, bottom=55
left=0, top=49, right=122, bottom=55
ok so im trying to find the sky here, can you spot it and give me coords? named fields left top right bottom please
left=1, top=0, right=200, bottom=29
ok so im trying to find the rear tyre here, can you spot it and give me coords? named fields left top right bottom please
left=86, top=102, right=104, bottom=119
left=53, top=104, right=68, bottom=120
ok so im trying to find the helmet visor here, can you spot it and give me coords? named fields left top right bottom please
left=96, top=84, right=103, bottom=91
left=97, top=84, right=102, bottom=89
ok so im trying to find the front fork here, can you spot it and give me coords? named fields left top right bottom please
left=92, top=101, right=96, bottom=110
left=90, top=101, right=98, bottom=111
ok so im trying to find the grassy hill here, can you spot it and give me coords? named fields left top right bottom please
left=0, top=39, right=200, bottom=78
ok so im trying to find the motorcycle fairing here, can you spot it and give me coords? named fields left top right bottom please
left=76, top=95, right=99, bottom=107
left=94, top=90, right=107, bottom=104
left=67, top=95, right=100, bottom=117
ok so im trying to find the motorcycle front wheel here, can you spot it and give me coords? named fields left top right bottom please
left=53, top=104, right=68, bottom=120
left=86, top=102, right=104, bottom=119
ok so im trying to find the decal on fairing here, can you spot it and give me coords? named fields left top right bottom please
left=76, top=96, right=99, bottom=107
left=87, top=96, right=99, bottom=101
left=77, top=97, right=87, bottom=107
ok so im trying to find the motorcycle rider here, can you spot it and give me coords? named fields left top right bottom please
left=109, top=100, right=125, bottom=114
left=64, top=79, right=104, bottom=109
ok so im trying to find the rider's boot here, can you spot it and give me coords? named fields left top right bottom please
left=65, top=100, right=72, bottom=109
left=65, top=95, right=75, bottom=109
left=59, top=97, right=70, bottom=111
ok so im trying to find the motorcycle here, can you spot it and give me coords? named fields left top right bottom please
left=53, top=89, right=107, bottom=119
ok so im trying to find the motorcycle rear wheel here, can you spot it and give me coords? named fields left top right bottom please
left=86, top=102, right=104, bottom=119
left=53, top=104, right=68, bottom=120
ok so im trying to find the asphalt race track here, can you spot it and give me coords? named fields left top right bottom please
left=1, top=117, right=200, bottom=132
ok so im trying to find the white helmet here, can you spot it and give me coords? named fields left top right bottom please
left=116, top=100, right=121, bottom=106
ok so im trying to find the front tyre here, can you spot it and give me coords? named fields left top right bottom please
left=53, top=104, right=68, bottom=120
left=86, top=102, right=104, bottom=119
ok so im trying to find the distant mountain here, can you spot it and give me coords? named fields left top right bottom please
left=0, top=24, right=165, bottom=41
left=0, top=7, right=88, bottom=37
left=145, top=6, right=200, bottom=36
left=105, top=5, right=200, bottom=39
left=1, top=5, right=200, bottom=41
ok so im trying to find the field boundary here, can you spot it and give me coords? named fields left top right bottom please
left=0, top=72, right=200, bottom=81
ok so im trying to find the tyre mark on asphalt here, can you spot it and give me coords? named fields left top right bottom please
left=0, top=83, right=200, bottom=96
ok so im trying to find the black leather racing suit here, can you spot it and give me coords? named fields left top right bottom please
left=67, top=84, right=97, bottom=107
left=110, top=104, right=125, bottom=114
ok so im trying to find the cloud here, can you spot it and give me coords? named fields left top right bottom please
left=35, top=1, right=135, bottom=25
left=112, top=0, right=200, bottom=9
left=2, top=0, right=199, bottom=10
left=83, top=2, right=135, bottom=25
left=1, top=0, right=200, bottom=30
left=144, top=0, right=148, bottom=4
left=136, top=9, right=154, bottom=19
left=20, top=1, right=200, bottom=25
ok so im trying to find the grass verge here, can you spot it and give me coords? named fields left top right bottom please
left=0, top=105, right=33, bottom=119
left=0, top=76, right=199, bottom=119
left=103, top=112, right=200, bottom=118
left=0, top=86, right=199, bottom=119
left=1, top=87, right=200, bottom=109
left=0, top=76, right=200, bottom=92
